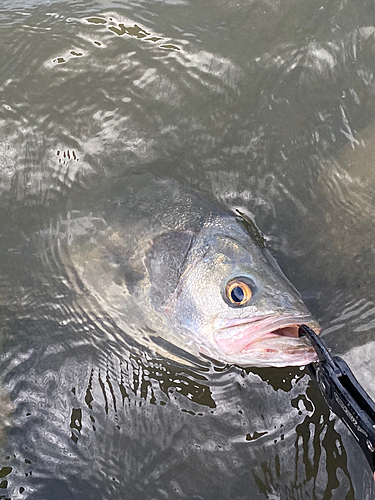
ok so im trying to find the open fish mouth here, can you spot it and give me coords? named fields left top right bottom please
left=213, top=315, right=320, bottom=366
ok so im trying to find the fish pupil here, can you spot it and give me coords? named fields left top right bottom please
left=231, top=286, right=244, bottom=303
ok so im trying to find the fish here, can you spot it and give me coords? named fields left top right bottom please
left=65, top=170, right=319, bottom=368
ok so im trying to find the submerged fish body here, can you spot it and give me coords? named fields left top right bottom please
left=67, top=171, right=318, bottom=368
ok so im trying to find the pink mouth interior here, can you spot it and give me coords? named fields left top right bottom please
left=271, top=325, right=299, bottom=338
left=215, top=319, right=318, bottom=356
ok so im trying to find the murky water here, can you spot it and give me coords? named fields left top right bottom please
left=1, top=0, right=375, bottom=498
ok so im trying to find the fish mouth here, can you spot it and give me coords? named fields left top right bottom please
left=213, top=315, right=320, bottom=367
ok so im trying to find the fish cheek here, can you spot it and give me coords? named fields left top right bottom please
left=145, top=231, right=195, bottom=311
left=171, top=257, right=225, bottom=338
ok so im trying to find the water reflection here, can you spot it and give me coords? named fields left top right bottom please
left=0, top=0, right=375, bottom=497
left=0, top=254, right=364, bottom=499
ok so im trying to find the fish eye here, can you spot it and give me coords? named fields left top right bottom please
left=225, top=278, right=253, bottom=306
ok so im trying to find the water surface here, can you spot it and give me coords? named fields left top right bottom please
left=1, top=0, right=375, bottom=498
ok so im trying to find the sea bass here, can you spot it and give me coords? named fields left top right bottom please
left=66, top=171, right=318, bottom=368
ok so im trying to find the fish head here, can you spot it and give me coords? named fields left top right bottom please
left=163, top=223, right=319, bottom=368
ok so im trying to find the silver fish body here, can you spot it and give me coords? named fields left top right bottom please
left=67, top=171, right=318, bottom=368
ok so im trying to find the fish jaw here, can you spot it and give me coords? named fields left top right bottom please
left=213, top=315, right=320, bottom=367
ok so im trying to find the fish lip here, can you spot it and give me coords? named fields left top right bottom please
left=214, top=314, right=320, bottom=356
